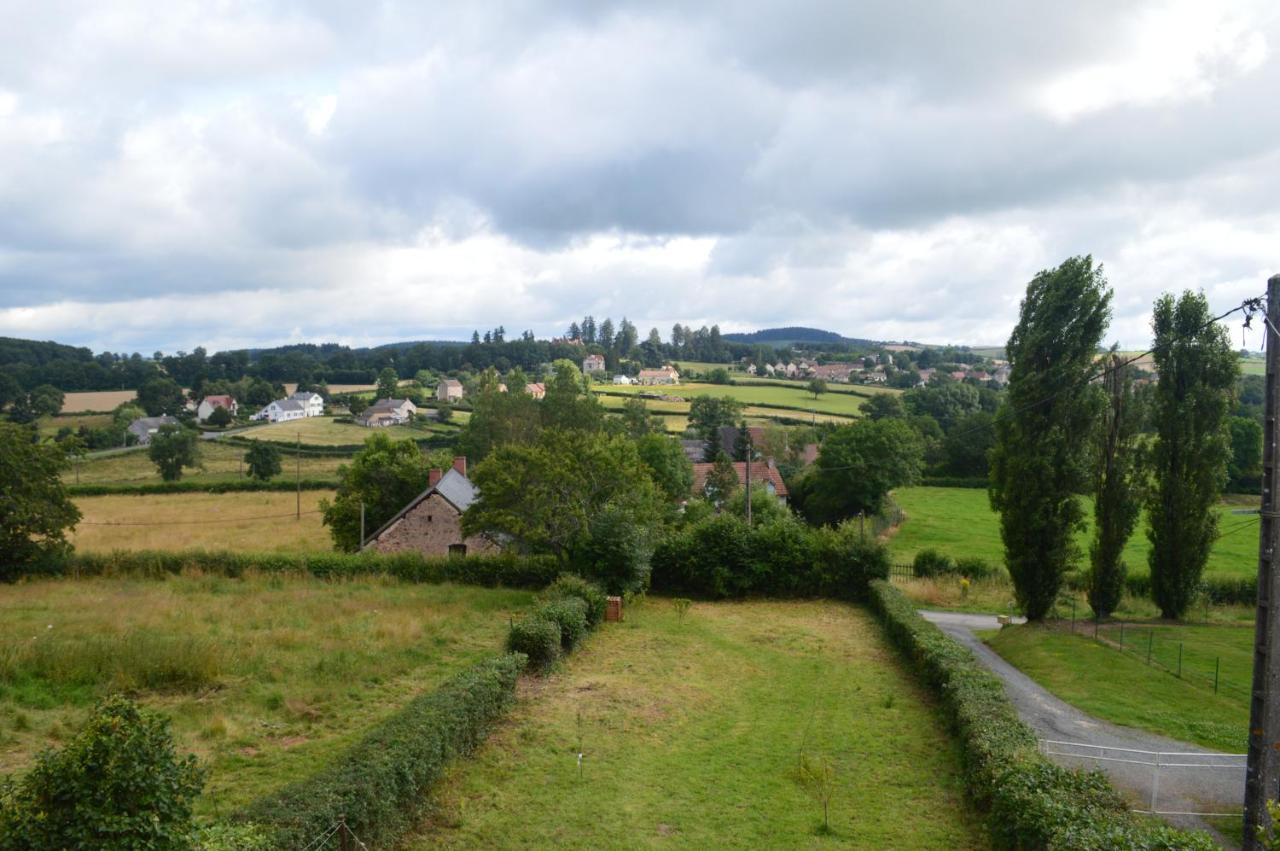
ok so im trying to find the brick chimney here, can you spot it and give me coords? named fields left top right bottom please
left=452, top=456, right=467, bottom=477
left=428, top=468, right=442, bottom=488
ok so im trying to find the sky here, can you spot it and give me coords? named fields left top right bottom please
left=1, top=1, right=1278, bottom=355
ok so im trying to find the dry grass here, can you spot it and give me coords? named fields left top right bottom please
left=242, top=416, right=434, bottom=446
left=60, top=390, right=140, bottom=413
left=69, top=491, right=335, bottom=552
left=66, top=442, right=347, bottom=486
left=0, top=573, right=532, bottom=812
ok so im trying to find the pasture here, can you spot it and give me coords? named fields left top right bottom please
left=415, top=599, right=984, bottom=849
left=239, top=415, right=454, bottom=446
left=65, top=442, right=347, bottom=486
left=888, top=486, right=1259, bottom=579
left=0, top=573, right=532, bottom=813
left=69, top=491, right=335, bottom=553
left=985, top=623, right=1252, bottom=753
left=59, top=390, right=138, bottom=413
left=595, top=380, right=883, bottom=419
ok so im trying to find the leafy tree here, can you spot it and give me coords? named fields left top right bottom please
left=436, top=402, right=453, bottom=423
left=703, top=452, right=740, bottom=503
left=456, top=376, right=541, bottom=462
left=28, top=384, right=64, bottom=418
left=148, top=425, right=199, bottom=482
left=0, top=372, right=21, bottom=411
left=598, top=318, right=615, bottom=351
left=205, top=405, right=232, bottom=428
left=242, top=377, right=278, bottom=407
left=463, top=430, right=663, bottom=591
left=321, top=433, right=429, bottom=551
left=621, top=397, right=663, bottom=438
left=1146, top=291, right=1238, bottom=619
left=0, top=695, right=203, bottom=848
left=732, top=421, right=752, bottom=461
left=903, top=381, right=981, bottom=432
left=990, top=256, right=1111, bottom=621
left=137, top=377, right=186, bottom=417
left=0, top=422, right=80, bottom=579
left=861, top=394, right=905, bottom=421
left=244, top=442, right=283, bottom=481
left=707, top=367, right=732, bottom=385
left=807, top=378, right=828, bottom=399
left=540, top=360, right=605, bottom=433
left=1088, top=354, right=1143, bottom=619
left=376, top=367, right=400, bottom=400
left=942, top=411, right=995, bottom=477
left=689, top=396, right=744, bottom=460
left=798, top=419, right=923, bottom=524
left=1228, top=415, right=1263, bottom=490
left=635, top=433, right=694, bottom=502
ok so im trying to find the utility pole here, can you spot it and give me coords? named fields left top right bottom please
left=745, top=437, right=752, bottom=526
left=1246, top=274, right=1280, bottom=848
left=360, top=501, right=366, bottom=549
left=295, top=432, right=301, bottom=520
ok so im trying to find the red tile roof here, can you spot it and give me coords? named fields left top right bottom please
left=690, top=461, right=789, bottom=498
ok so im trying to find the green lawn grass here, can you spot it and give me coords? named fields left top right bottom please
left=411, top=599, right=985, bottom=849
left=242, top=415, right=455, bottom=445
left=66, top=441, right=348, bottom=486
left=596, top=381, right=877, bottom=418
left=889, top=486, right=1258, bottom=579
left=984, top=623, right=1251, bottom=752
left=0, top=574, right=532, bottom=814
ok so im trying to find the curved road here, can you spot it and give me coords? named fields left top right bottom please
left=921, top=611, right=1245, bottom=841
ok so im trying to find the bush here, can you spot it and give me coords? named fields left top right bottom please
left=865, top=580, right=1214, bottom=849
left=505, top=618, right=561, bottom=669
left=0, top=696, right=204, bottom=850
left=912, top=548, right=953, bottom=578
left=541, top=574, right=608, bottom=627
left=536, top=597, right=590, bottom=650
left=953, top=556, right=1000, bottom=580
left=240, top=654, right=524, bottom=848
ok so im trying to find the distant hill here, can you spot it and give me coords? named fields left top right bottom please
left=722, top=326, right=882, bottom=347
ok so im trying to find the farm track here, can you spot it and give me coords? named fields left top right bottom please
left=921, top=611, right=1243, bottom=845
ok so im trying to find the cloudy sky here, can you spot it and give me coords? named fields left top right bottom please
left=1, top=1, right=1278, bottom=355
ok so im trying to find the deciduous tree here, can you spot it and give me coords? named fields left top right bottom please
left=1088, top=353, right=1143, bottom=619
left=244, top=441, right=283, bottom=481
left=148, top=425, right=199, bottom=482
left=321, top=433, right=428, bottom=551
left=0, top=421, right=80, bottom=579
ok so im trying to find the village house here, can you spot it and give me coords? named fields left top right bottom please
left=252, top=398, right=306, bottom=423
left=612, top=374, right=634, bottom=385
left=436, top=379, right=464, bottom=402
left=357, top=398, right=416, bottom=428
left=196, top=394, right=237, bottom=422
left=713, top=424, right=767, bottom=459
left=637, top=366, right=680, bottom=385
left=690, top=459, right=789, bottom=505
left=127, top=415, right=180, bottom=446
left=362, top=457, right=496, bottom=557
left=526, top=382, right=546, bottom=399
left=289, top=391, right=325, bottom=417
left=810, top=363, right=855, bottom=383
left=582, top=354, right=606, bottom=373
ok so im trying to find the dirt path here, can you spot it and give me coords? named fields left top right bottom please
left=921, top=610, right=1245, bottom=843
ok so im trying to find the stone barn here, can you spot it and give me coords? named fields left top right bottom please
left=361, top=457, right=496, bottom=557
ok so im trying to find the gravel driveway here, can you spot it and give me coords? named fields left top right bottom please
left=921, top=610, right=1245, bottom=842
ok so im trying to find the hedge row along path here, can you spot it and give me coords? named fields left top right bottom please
left=922, top=611, right=1244, bottom=837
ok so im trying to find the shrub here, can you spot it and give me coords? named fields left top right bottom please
left=866, top=580, right=1214, bottom=849
left=505, top=618, right=561, bottom=669
left=953, top=556, right=999, bottom=580
left=240, top=654, right=524, bottom=848
left=912, top=548, right=953, bottom=578
left=0, top=696, right=204, bottom=850
left=541, top=573, right=608, bottom=627
left=536, top=598, right=590, bottom=650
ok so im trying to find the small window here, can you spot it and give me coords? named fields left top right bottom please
left=448, top=544, right=467, bottom=557
left=426, top=515, right=433, bottom=522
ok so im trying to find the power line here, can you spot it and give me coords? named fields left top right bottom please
left=78, top=509, right=323, bottom=527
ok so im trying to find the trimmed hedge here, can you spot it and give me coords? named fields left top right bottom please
left=1063, top=570, right=1257, bottom=607
left=651, top=514, right=889, bottom=600
left=541, top=573, right=608, bottom=627
left=866, top=580, right=1214, bottom=849
left=508, top=576, right=606, bottom=670
left=239, top=653, right=525, bottom=848
left=536, top=597, right=590, bottom=650
left=66, top=479, right=337, bottom=496
left=43, top=549, right=560, bottom=589
left=506, top=617, right=562, bottom=669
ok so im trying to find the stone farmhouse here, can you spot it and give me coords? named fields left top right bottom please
left=637, top=366, right=680, bottom=385
left=127, top=415, right=180, bottom=446
left=437, top=379, right=464, bottom=402
left=196, top=394, right=237, bottom=422
left=357, top=398, right=416, bottom=427
left=582, top=354, right=606, bottom=373
left=362, top=457, right=495, bottom=557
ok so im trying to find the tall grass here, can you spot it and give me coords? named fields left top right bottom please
left=0, top=630, right=223, bottom=693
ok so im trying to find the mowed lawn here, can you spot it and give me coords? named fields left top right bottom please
left=413, top=599, right=985, bottom=849
left=0, top=574, right=532, bottom=813
left=66, top=442, right=347, bottom=486
left=596, top=381, right=882, bottom=418
left=241, top=415, right=449, bottom=446
left=70, top=491, right=335, bottom=552
left=985, top=623, right=1253, bottom=753
left=889, top=486, right=1259, bottom=579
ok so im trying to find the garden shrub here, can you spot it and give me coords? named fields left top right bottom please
left=505, top=618, right=561, bottom=669
left=541, top=573, right=608, bottom=626
left=953, top=556, right=1000, bottom=580
left=0, top=695, right=204, bottom=850
left=866, top=580, right=1214, bottom=849
left=912, top=548, right=953, bottom=578
left=536, top=597, right=590, bottom=650
left=240, top=653, right=524, bottom=848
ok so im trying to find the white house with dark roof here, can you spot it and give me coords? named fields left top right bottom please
left=253, top=399, right=306, bottom=423
left=357, top=398, right=417, bottom=427
left=288, top=391, right=324, bottom=417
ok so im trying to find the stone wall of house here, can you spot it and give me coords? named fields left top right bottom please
left=367, top=492, right=495, bottom=558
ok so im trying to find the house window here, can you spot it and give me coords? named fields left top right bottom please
left=448, top=544, right=467, bottom=557
left=426, top=515, right=433, bottom=522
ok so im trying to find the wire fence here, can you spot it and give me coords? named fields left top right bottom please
left=889, top=563, right=915, bottom=582
left=298, top=817, right=369, bottom=851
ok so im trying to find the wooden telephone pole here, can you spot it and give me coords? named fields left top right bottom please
left=1246, top=274, right=1280, bottom=847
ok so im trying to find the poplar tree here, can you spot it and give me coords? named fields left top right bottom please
left=989, top=256, right=1111, bottom=620
left=1088, top=352, right=1142, bottom=619
left=1146, top=291, right=1238, bottom=619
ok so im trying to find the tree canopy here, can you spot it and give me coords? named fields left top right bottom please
left=148, top=425, right=200, bottom=482
left=321, top=433, right=429, bottom=552
left=0, top=422, right=80, bottom=579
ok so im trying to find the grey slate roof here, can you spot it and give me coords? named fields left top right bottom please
left=361, top=467, right=478, bottom=548
left=274, top=399, right=305, bottom=413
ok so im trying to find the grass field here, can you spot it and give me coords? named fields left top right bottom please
left=0, top=573, right=532, bottom=814
left=412, top=599, right=985, bottom=849
left=70, top=491, right=335, bottom=552
left=66, top=442, right=348, bottom=486
left=888, top=486, right=1259, bottom=579
left=596, top=381, right=881, bottom=419
left=59, top=390, right=139, bottom=413
left=595, top=394, right=853, bottom=434
left=985, top=623, right=1251, bottom=752
left=241, top=415, right=455, bottom=446
left=38, top=413, right=114, bottom=438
